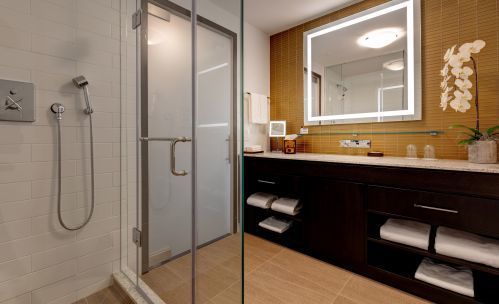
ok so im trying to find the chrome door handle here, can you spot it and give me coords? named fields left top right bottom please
left=139, top=136, right=191, bottom=176
left=170, top=136, right=191, bottom=176
left=413, top=204, right=458, bottom=214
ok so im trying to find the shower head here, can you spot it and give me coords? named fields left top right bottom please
left=72, top=76, right=89, bottom=88
left=72, top=75, right=93, bottom=114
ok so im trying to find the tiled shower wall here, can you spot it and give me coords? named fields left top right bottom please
left=270, top=0, right=499, bottom=160
left=0, top=0, right=126, bottom=303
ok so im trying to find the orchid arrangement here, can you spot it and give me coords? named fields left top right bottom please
left=440, top=40, right=499, bottom=145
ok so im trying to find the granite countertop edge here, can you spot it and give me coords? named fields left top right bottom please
left=244, top=152, right=499, bottom=174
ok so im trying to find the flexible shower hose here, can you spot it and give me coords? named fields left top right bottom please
left=56, top=114, right=95, bottom=231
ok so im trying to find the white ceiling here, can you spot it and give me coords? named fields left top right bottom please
left=312, top=7, right=407, bottom=67
left=245, top=0, right=360, bottom=35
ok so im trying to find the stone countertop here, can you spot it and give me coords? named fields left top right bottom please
left=245, top=152, right=499, bottom=174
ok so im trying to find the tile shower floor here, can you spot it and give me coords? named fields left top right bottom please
left=141, top=234, right=429, bottom=304
left=74, top=285, right=132, bottom=304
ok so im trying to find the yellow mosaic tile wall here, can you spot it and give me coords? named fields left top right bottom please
left=270, top=0, right=499, bottom=159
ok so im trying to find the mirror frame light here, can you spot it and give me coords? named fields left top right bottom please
left=304, top=0, right=421, bottom=124
left=269, top=121, right=287, bottom=137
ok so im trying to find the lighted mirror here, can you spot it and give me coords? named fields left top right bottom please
left=269, top=121, right=287, bottom=137
left=304, top=0, right=421, bottom=125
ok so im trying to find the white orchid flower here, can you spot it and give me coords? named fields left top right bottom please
left=455, top=78, right=472, bottom=91
left=440, top=80, right=447, bottom=90
left=450, top=97, right=471, bottom=113
left=440, top=40, right=485, bottom=118
left=458, top=43, right=473, bottom=61
left=440, top=63, right=449, bottom=77
left=448, top=54, right=463, bottom=68
left=440, top=90, right=452, bottom=110
left=454, top=89, right=472, bottom=101
left=441, top=75, right=452, bottom=90
left=443, top=45, right=456, bottom=62
left=470, top=40, right=486, bottom=53
left=462, top=89, right=472, bottom=100
left=451, top=66, right=473, bottom=79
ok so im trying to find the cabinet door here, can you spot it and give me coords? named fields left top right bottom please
left=305, top=178, right=365, bottom=270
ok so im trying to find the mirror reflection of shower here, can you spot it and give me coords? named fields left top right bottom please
left=50, top=75, right=96, bottom=231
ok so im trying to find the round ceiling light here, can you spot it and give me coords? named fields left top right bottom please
left=357, top=29, right=401, bottom=49
left=383, top=58, right=405, bottom=71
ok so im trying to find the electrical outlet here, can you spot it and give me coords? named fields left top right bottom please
left=339, top=139, right=371, bottom=148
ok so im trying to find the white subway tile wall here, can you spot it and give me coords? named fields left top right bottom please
left=0, top=0, right=135, bottom=303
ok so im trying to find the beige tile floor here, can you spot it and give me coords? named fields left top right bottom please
left=140, top=233, right=429, bottom=304
left=74, top=285, right=132, bottom=304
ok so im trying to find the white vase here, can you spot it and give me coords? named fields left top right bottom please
left=468, top=140, right=498, bottom=164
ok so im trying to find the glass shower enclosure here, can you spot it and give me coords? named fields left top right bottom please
left=123, top=0, right=243, bottom=303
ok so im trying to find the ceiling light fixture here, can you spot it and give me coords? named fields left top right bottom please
left=383, top=58, right=405, bottom=71
left=357, top=28, right=401, bottom=49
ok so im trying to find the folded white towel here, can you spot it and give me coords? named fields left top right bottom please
left=271, top=197, right=302, bottom=215
left=380, top=218, right=431, bottom=250
left=435, top=226, right=499, bottom=268
left=247, top=192, right=277, bottom=209
left=415, top=258, right=474, bottom=297
left=258, top=216, right=292, bottom=234
left=244, top=145, right=263, bottom=153
left=249, top=93, right=269, bottom=124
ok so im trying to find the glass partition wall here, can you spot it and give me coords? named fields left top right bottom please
left=123, top=0, right=243, bottom=303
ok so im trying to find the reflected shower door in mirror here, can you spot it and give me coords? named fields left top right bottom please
left=304, top=0, right=421, bottom=125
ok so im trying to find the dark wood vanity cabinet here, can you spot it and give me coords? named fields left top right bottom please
left=244, top=156, right=499, bottom=304
left=304, top=178, right=365, bottom=271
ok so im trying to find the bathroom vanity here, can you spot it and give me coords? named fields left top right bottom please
left=244, top=153, right=499, bottom=303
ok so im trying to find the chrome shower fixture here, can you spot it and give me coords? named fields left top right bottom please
left=48, top=75, right=97, bottom=231
left=50, top=103, right=65, bottom=120
left=72, top=75, right=93, bottom=114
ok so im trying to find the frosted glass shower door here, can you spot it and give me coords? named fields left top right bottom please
left=145, top=2, right=234, bottom=271
left=196, top=24, right=233, bottom=246
left=147, top=10, right=193, bottom=267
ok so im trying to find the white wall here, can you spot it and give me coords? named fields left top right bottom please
left=0, top=0, right=123, bottom=303
left=243, top=22, right=270, bottom=150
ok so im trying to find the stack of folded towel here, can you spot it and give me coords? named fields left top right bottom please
left=258, top=216, right=292, bottom=234
left=247, top=192, right=277, bottom=209
left=271, top=197, right=302, bottom=215
left=415, top=258, right=474, bottom=297
left=380, top=218, right=431, bottom=250
left=435, top=227, right=499, bottom=268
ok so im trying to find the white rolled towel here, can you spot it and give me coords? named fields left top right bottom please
left=271, top=197, right=302, bottom=215
left=380, top=218, right=431, bottom=250
left=258, top=216, right=292, bottom=234
left=435, top=226, right=499, bottom=268
left=415, top=258, right=474, bottom=297
left=247, top=192, right=277, bottom=209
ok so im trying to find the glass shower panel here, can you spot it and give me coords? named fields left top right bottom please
left=196, top=0, right=242, bottom=303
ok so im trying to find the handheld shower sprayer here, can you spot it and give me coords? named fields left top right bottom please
left=72, top=76, right=93, bottom=114
left=49, top=75, right=95, bottom=231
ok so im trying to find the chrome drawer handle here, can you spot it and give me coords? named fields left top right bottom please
left=257, top=179, right=276, bottom=185
left=414, top=204, right=458, bottom=214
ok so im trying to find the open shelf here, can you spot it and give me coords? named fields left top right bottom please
left=367, top=218, right=499, bottom=303
left=366, top=212, right=499, bottom=276
left=368, top=237, right=499, bottom=276
left=246, top=204, right=304, bottom=222
left=367, top=241, right=486, bottom=303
